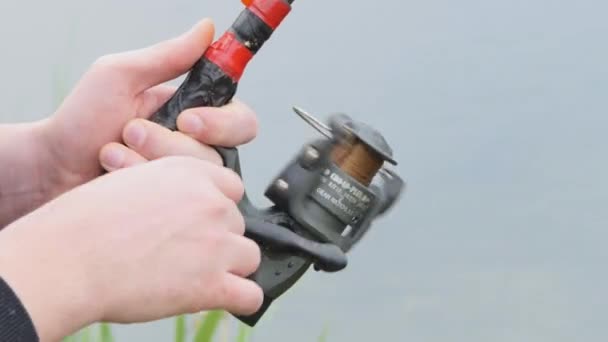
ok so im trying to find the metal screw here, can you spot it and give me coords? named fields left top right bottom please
left=275, top=179, right=289, bottom=192
left=341, top=225, right=353, bottom=237
left=304, top=146, right=320, bottom=162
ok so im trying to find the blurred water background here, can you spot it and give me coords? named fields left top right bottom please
left=1, top=0, right=607, bottom=341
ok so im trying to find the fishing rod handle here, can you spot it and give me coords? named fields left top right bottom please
left=149, top=0, right=293, bottom=129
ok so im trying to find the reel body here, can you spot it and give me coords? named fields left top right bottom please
left=218, top=109, right=405, bottom=326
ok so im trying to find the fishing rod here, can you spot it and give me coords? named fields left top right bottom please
left=149, top=0, right=405, bottom=326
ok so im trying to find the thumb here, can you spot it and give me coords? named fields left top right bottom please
left=113, top=18, right=216, bottom=93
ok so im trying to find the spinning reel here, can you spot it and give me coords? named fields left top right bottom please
left=219, top=107, right=404, bottom=325
left=147, top=0, right=406, bottom=326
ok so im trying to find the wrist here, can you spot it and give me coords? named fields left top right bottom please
left=27, top=119, right=71, bottom=199
left=0, top=120, right=62, bottom=227
left=0, top=222, right=101, bottom=341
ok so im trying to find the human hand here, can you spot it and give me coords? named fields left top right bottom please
left=47, top=17, right=258, bottom=186
left=0, top=157, right=262, bottom=342
left=1, top=18, right=258, bottom=226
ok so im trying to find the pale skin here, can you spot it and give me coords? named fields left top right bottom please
left=0, top=18, right=264, bottom=342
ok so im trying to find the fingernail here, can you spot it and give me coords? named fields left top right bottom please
left=101, top=147, right=124, bottom=170
left=180, top=112, right=204, bottom=134
left=124, top=121, right=147, bottom=148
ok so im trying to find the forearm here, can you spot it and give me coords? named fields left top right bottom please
left=0, top=121, right=57, bottom=228
left=0, top=220, right=97, bottom=342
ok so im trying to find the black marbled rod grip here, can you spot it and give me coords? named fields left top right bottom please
left=148, top=0, right=294, bottom=131
left=148, top=58, right=238, bottom=131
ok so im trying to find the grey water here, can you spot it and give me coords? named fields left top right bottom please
left=1, top=0, right=607, bottom=341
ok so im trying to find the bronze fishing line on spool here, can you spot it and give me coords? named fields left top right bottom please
left=331, top=138, right=384, bottom=186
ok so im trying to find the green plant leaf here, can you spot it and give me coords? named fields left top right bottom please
left=317, top=324, right=330, bottom=342
left=80, top=327, right=92, bottom=342
left=193, top=311, right=224, bottom=342
left=99, top=323, right=114, bottom=342
left=62, top=335, right=76, bottom=342
left=236, top=322, right=252, bottom=342
left=175, top=315, right=187, bottom=342
left=62, top=326, right=92, bottom=342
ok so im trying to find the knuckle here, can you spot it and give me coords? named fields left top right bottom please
left=241, top=109, right=259, bottom=140
left=215, top=278, right=234, bottom=307
left=92, top=54, right=123, bottom=72
left=252, top=240, right=262, bottom=265
left=208, top=196, right=234, bottom=219
left=207, top=224, right=225, bottom=240
left=249, top=285, right=264, bottom=312
left=203, top=111, right=236, bottom=145
left=233, top=183, right=246, bottom=202
left=157, top=156, right=207, bottom=185
left=190, top=275, right=220, bottom=312
left=237, top=283, right=263, bottom=315
left=88, top=54, right=133, bottom=94
left=156, top=155, right=187, bottom=170
left=206, top=150, right=225, bottom=166
left=245, top=239, right=262, bottom=270
left=201, top=229, right=225, bottom=252
left=123, top=119, right=148, bottom=146
left=233, top=212, right=246, bottom=236
left=230, top=99, right=259, bottom=139
left=222, top=168, right=245, bottom=195
left=169, top=129, right=186, bottom=142
left=206, top=117, right=227, bottom=143
left=202, top=163, right=244, bottom=197
left=188, top=156, right=216, bottom=172
left=164, top=155, right=206, bottom=171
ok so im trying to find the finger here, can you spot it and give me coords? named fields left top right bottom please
left=205, top=166, right=245, bottom=203
left=172, top=157, right=245, bottom=202
left=101, top=19, right=215, bottom=93
left=224, top=234, right=261, bottom=278
left=209, top=273, right=264, bottom=315
left=216, top=199, right=246, bottom=236
left=99, top=142, right=148, bottom=172
left=176, top=98, right=258, bottom=147
left=122, top=119, right=223, bottom=165
left=137, top=84, right=177, bottom=119
left=159, top=156, right=244, bottom=202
